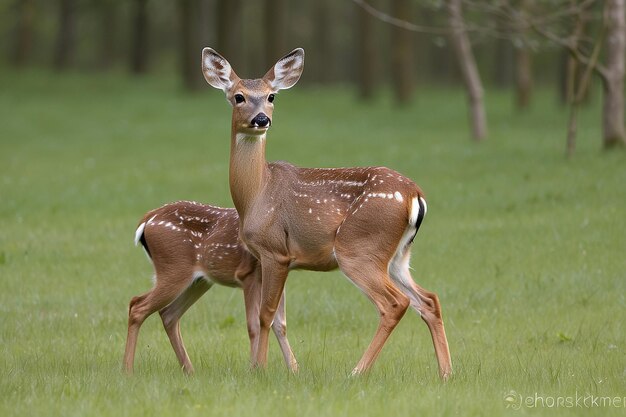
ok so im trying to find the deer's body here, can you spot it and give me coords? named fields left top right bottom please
left=138, top=201, right=244, bottom=286
left=123, top=200, right=298, bottom=374
left=234, top=159, right=422, bottom=272
left=203, top=47, right=452, bottom=379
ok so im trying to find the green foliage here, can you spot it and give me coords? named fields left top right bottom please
left=0, top=69, right=625, bottom=417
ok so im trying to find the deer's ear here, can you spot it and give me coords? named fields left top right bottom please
left=263, top=48, right=305, bottom=91
left=202, top=47, right=239, bottom=91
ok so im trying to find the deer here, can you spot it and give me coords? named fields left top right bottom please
left=201, top=47, right=453, bottom=380
left=123, top=200, right=298, bottom=375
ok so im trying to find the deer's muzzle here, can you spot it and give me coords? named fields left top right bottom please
left=251, top=113, right=271, bottom=128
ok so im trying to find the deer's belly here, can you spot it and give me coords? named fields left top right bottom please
left=285, top=229, right=339, bottom=272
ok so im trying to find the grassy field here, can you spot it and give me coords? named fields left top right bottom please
left=1, top=69, right=625, bottom=417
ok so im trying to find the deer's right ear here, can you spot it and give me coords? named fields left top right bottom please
left=202, top=47, right=238, bottom=92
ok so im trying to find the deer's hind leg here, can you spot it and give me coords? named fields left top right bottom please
left=333, top=202, right=411, bottom=375
left=388, top=239, right=452, bottom=380
left=124, top=267, right=203, bottom=374
left=159, top=274, right=213, bottom=374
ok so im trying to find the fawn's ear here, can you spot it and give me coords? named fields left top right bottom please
left=263, top=48, right=305, bottom=91
left=202, top=47, right=239, bottom=91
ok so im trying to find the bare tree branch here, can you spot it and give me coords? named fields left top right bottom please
left=529, top=20, right=609, bottom=80
left=466, top=0, right=599, bottom=29
left=352, top=0, right=604, bottom=44
left=351, top=0, right=452, bottom=34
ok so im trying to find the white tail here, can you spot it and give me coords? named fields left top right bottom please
left=202, top=48, right=452, bottom=379
left=123, top=201, right=298, bottom=374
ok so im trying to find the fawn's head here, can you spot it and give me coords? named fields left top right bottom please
left=202, top=48, right=305, bottom=136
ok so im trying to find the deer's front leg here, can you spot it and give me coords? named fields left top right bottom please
left=254, top=257, right=290, bottom=369
left=241, top=271, right=262, bottom=368
left=272, top=290, right=299, bottom=373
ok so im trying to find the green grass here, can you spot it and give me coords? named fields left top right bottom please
left=1, top=69, right=625, bottom=417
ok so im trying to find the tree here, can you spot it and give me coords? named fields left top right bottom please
left=264, top=0, right=287, bottom=70
left=178, top=0, right=205, bottom=90
left=53, top=0, right=77, bottom=70
left=446, top=0, right=487, bottom=140
left=354, top=0, right=486, bottom=137
left=601, top=0, right=625, bottom=147
left=130, top=0, right=149, bottom=74
left=390, top=0, right=415, bottom=105
left=515, top=45, right=533, bottom=109
left=313, top=0, right=332, bottom=83
left=565, top=9, right=603, bottom=156
left=97, top=0, right=118, bottom=71
left=10, top=0, right=35, bottom=67
left=216, top=0, right=242, bottom=71
left=514, top=0, right=533, bottom=110
left=493, top=15, right=514, bottom=89
left=525, top=0, right=625, bottom=148
left=356, top=0, right=378, bottom=100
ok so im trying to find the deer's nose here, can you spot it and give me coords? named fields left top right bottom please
left=251, top=113, right=271, bottom=128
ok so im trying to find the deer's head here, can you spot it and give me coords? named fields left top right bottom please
left=202, top=48, right=305, bottom=136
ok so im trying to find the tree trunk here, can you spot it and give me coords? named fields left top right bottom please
left=390, top=0, right=414, bottom=105
left=178, top=0, right=205, bottom=91
left=558, top=47, right=588, bottom=105
left=98, top=0, right=117, bottom=70
left=216, top=0, right=242, bottom=72
left=493, top=15, right=514, bottom=88
left=53, top=0, right=76, bottom=70
left=564, top=3, right=604, bottom=157
left=312, top=0, right=332, bottom=83
left=515, top=46, right=532, bottom=109
left=513, top=0, right=533, bottom=110
left=558, top=2, right=593, bottom=106
left=565, top=49, right=578, bottom=106
left=264, top=0, right=286, bottom=70
left=602, top=0, right=626, bottom=148
left=446, top=0, right=487, bottom=140
left=11, top=0, right=35, bottom=67
left=356, top=0, right=378, bottom=100
left=130, top=0, right=149, bottom=74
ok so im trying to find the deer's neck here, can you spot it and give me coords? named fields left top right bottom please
left=229, top=131, right=268, bottom=218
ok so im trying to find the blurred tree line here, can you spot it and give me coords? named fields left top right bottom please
left=4, top=0, right=625, bottom=150
left=2, top=0, right=584, bottom=90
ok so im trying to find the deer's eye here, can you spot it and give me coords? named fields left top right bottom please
left=268, top=94, right=275, bottom=103
left=234, top=94, right=245, bottom=104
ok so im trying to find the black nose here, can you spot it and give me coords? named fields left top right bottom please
left=251, top=113, right=270, bottom=128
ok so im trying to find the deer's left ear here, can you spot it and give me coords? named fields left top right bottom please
left=264, top=48, right=305, bottom=91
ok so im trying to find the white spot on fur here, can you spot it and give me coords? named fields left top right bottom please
left=134, top=222, right=146, bottom=246
left=409, top=197, right=420, bottom=225
left=394, top=192, right=404, bottom=202
left=192, top=270, right=206, bottom=282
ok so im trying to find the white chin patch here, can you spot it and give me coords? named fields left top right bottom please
left=236, top=133, right=266, bottom=142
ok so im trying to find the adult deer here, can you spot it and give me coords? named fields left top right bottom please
left=123, top=201, right=298, bottom=374
left=202, top=48, right=452, bottom=379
